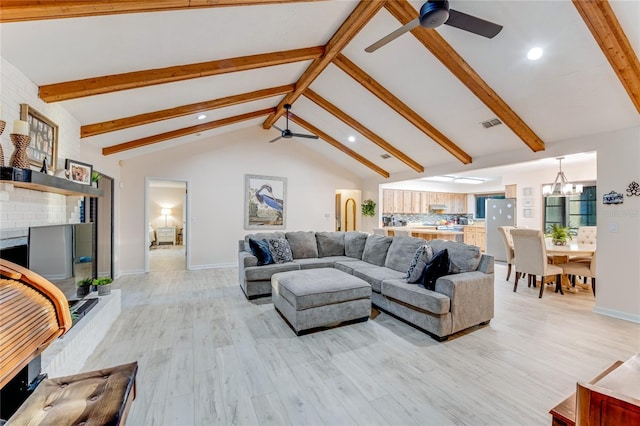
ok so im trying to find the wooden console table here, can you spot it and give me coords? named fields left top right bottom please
left=550, top=353, right=640, bottom=425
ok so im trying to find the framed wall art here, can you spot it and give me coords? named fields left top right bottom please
left=65, top=159, right=92, bottom=185
left=523, top=198, right=534, bottom=207
left=20, top=104, right=58, bottom=171
left=523, top=208, right=534, bottom=218
left=245, top=174, right=286, bottom=229
left=522, top=187, right=533, bottom=197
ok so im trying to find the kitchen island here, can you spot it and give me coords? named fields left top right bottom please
left=384, top=226, right=464, bottom=242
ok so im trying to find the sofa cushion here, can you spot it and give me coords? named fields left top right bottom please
left=286, top=231, right=319, bottom=259
left=382, top=279, right=450, bottom=315
left=293, top=256, right=354, bottom=270
left=344, top=231, right=368, bottom=259
left=423, top=249, right=449, bottom=291
left=405, top=245, right=435, bottom=283
left=245, top=262, right=300, bottom=281
left=268, top=238, right=294, bottom=264
left=427, top=240, right=482, bottom=273
left=249, top=238, right=274, bottom=266
left=334, top=260, right=377, bottom=275
left=244, top=231, right=285, bottom=252
left=353, top=266, right=405, bottom=293
left=316, top=232, right=345, bottom=257
left=384, top=235, right=427, bottom=273
left=361, top=234, right=393, bottom=266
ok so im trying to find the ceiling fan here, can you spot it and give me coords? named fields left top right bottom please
left=365, top=0, right=503, bottom=53
left=268, top=104, right=319, bottom=143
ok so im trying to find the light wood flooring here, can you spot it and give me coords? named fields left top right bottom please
left=83, top=264, right=640, bottom=425
left=149, top=245, right=186, bottom=272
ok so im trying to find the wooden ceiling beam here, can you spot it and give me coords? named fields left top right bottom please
left=82, top=84, right=293, bottom=138
left=0, top=1, right=326, bottom=23
left=40, top=46, right=323, bottom=103
left=289, top=114, right=390, bottom=178
left=333, top=54, right=472, bottom=164
left=572, top=0, right=640, bottom=114
left=102, top=107, right=273, bottom=155
left=262, top=0, right=386, bottom=129
left=303, top=89, right=424, bottom=173
left=385, top=0, right=546, bottom=153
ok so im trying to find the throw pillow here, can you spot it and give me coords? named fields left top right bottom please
left=422, top=248, right=449, bottom=291
left=268, top=238, right=294, bottom=264
left=405, top=245, right=435, bottom=283
left=285, top=231, right=319, bottom=259
left=249, top=238, right=274, bottom=266
left=316, top=232, right=345, bottom=257
left=361, top=234, right=393, bottom=266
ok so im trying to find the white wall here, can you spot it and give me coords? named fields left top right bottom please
left=118, top=125, right=362, bottom=272
left=593, top=131, right=640, bottom=322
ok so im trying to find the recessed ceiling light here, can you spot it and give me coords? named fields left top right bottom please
left=348, top=136, right=356, bottom=142
left=197, top=114, right=207, bottom=120
left=527, top=47, right=543, bottom=61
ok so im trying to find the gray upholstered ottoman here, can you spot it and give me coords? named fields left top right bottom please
left=271, top=268, right=372, bottom=335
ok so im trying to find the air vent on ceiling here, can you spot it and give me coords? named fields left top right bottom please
left=481, top=118, right=503, bottom=128
left=380, top=154, right=391, bottom=159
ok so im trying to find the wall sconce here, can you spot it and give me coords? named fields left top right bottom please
left=160, top=208, right=171, bottom=226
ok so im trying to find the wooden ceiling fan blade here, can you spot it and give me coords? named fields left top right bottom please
left=445, top=9, right=503, bottom=39
left=292, top=133, right=319, bottom=139
left=365, top=18, right=420, bottom=53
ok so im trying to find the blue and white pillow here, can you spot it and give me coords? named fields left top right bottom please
left=405, top=245, right=434, bottom=283
left=268, top=238, right=294, bottom=264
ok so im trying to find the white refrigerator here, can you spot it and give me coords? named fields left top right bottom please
left=485, top=198, right=516, bottom=262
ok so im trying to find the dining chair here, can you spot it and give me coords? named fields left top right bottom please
left=559, top=251, right=597, bottom=296
left=393, top=229, right=411, bottom=237
left=571, top=226, right=597, bottom=263
left=498, top=226, right=516, bottom=281
left=511, top=229, right=564, bottom=298
left=372, top=228, right=387, bottom=236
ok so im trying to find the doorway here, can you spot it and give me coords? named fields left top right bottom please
left=335, top=189, right=362, bottom=231
left=145, top=178, right=189, bottom=272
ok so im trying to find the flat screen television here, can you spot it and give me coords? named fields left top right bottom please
left=28, top=223, right=95, bottom=301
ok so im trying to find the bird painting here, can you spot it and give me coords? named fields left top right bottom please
left=255, top=184, right=283, bottom=212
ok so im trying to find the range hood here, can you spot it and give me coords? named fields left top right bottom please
left=430, top=204, right=448, bottom=211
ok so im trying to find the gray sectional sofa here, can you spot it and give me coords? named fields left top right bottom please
left=238, top=230, right=494, bottom=340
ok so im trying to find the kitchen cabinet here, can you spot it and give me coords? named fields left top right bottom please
left=393, top=190, right=404, bottom=213
left=450, top=193, right=467, bottom=213
left=382, top=189, right=394, bottom=214
left=402, top=191, right=413, bottom=214
left=412, top=191, right=422, bottom=214
left=381, top=189, right=468, bottom=214
left=505, top=184, right=517, bottom=199
left=464, top=226, right=486, bottom=252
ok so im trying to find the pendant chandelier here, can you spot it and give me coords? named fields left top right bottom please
left=542, top=157, right=583, bottom=197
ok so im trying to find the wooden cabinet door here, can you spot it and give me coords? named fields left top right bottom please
left=403, top=191, right=413, bottom=213
left=393, top=190, right=404, bottom=213
left=476, top=228, right=486, bottom=252
left=464, top=228, right=476, bottom=246
left=382, top=189, right=394, bottom=214
left=420, top=191, right=430, bottom=213
left=452, top=193, right=467, bottom=213
left=505, top=184, right=517, bottom=199
left=411, top=191, right=422, bottom=214
left=429, top=192, right=446, bottom=207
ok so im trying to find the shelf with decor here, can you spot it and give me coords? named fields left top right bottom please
left=1, top=167, right=102, bottom=198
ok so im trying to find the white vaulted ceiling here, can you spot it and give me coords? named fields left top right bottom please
left=1, top=1, right=638, bottom=180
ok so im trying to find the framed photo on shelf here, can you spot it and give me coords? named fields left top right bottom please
left=20, top=104, right=58, bottom=171
left=65, top=159, right=92, bottom=185
left=245, top=174, right=286, bottom=229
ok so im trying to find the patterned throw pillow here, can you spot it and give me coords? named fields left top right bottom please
left=249, top=238, right=274, bottom=266
left=268, top=238, right=294, bottom=264
left=405, top=245, right=434, bottom=283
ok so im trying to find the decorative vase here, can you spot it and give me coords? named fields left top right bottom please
left=0, top=120, right=5, bottom=166
left=9, top=133, right=30, bottom=169
left=77, top=286, right=91, bottom=298
left=98, top=284, right=112, bottom=296
left=553, top=239, right=567, bottom=246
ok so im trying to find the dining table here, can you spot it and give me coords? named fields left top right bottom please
left=545, top=240, right=596, bottom=292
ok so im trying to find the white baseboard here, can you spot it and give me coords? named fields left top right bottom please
left=188, top=262, right=237, bottom=270
left=118, top=269, right=145, bottom=276
left=593, top=306, right=640, bottom=324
